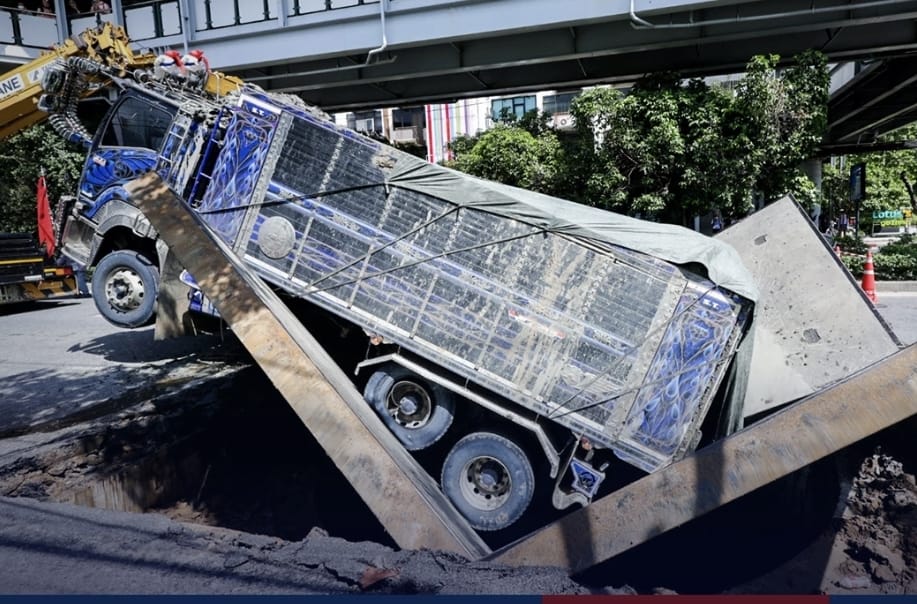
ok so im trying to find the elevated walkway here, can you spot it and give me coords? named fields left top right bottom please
left=5, top=0, right=917, bottom=112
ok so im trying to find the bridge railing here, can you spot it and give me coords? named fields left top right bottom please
left=290, top=0, right=377, bottom=17
left=0, top=0, right=380, bottom=50
left=130, top=0, right=380, bottom=37
left=69, top=9, right=117, bottom=38
left=121, top=0, right=181, bottom=40
left=194, top=0, right=378, bottom=28
left=0, top=6, right=58, bottom=48
left=193, top=0, right=272, bottom=30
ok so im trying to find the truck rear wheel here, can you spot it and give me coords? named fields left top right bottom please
left=92, top=250, right=159, bottom=328
left=441, top=432, right=534, bottom=531
left=363, top=366, right=455, bottom=451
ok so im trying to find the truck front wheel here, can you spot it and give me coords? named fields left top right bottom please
left=92, top=250, right=159, bottom=328
left=363, top=365, right=455, bottom=451
left=441, top=432, right=534, bottom=531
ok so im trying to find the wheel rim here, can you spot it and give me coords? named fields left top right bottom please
left=459, top=455, right=511, bottom=511
left=104, top=267, right=146, bottom=312
left=386, top=380, right=433, bottom=430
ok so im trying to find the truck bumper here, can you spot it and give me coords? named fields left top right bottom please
left=0, top=272, right=79, bottom=304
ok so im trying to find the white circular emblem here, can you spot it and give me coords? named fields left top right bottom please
left=257, top=216, right=296, bottom=259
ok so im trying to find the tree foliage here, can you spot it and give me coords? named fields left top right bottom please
left=449, top=123, right=562, bottom=195
left=819, top=124, right=917, bottom=233
left=0, top=123, right=85, bottom=233
left=855, top=125, right=917, bottom=214
left=449, top=51, right=829, bottom=226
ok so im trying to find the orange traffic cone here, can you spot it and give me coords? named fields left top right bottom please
left=861, top=249, right=877, bottom=304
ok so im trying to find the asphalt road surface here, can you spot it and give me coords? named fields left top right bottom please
left=874, top=290, right=917, bottom=346
left=0, top=297, right=225, bottom=437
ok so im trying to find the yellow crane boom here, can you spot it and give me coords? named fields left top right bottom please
left=0, top=23, right=150, bottom=140
left=0, top=22, right=242, bottom=141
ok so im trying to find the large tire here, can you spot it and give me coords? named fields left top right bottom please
left=363, top=365, right=455, bottom=451
left=92, top=250, right=159, bottom=328
left=441, top=432, right=534, bottom=531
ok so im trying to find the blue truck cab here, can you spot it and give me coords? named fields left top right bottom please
left=61, top=87, right=185, bottom=327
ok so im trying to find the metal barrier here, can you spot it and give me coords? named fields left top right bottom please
left=0, top=6, right=57, bottom=48
left=195, top=0, right=272, bottom=30
left=290, top=0, right=375, bottom=17
left=122, top=0, right=180, bottom=40
left=68, top=10, right=115, bottom=37
left=0, top=0, right=380, bottom=49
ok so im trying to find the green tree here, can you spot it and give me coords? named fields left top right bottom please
left=0, top=123, right=84, bottom=233
left=449, top=123, right=562, bottom=195
left=856, top=126, right=917, bottom=216
left=570, top=51, right=828, bottom=223
left=449, top=51, right=829, bottom=227
left=735, top=51, right=829, bottom=202
left=820, top=125, right=917, bottom=235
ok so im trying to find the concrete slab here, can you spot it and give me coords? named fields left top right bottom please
left=716, top=197, right=901, bottom=419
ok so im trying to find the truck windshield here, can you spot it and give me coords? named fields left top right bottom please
left=100, top=95, right=174, bottom=151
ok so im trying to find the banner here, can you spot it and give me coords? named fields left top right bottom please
left=36, top=174, right=55, bottom=257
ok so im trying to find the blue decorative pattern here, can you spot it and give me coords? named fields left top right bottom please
left=618, top=286, right=745, bottom=465
left=197, top=108, right=276, bottom=245
left=80, top=149, right=157, bottom=218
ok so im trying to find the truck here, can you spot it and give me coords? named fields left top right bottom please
left=3, top=23, right=760, bottom=533
left=0, top=22, right=241, bottom=324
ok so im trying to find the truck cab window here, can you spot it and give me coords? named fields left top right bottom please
left=100, top=95, right=173, bottom=150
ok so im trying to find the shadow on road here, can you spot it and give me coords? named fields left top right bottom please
left=0, top=329, right=244, bottom=438
left=0, top=365, right=142, bottom=437
left=0, top=300, right=81, bottom=317
left=66, top=328, right=224, bottom=364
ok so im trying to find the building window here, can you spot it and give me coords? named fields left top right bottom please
left=347, top=109, right=382, bottom=135
left=392, top=107, right=422, bottom=129
left=491, top=95, right=536, bottom=122
left=542, top=91, right=580, bottom=116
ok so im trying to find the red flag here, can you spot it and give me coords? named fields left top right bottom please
left=36, top=175, right=55, bottom=258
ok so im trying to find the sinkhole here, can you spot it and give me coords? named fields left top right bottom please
left=1, top=350, right=912, bottom=594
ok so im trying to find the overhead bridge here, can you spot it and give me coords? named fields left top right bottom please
left=5, top=0, right=917, bottom=112
left=825, top=55, right=917, bottom=153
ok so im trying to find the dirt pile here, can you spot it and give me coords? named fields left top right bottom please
left=731, top=445, right=917, bottom=595
left=827, top=452, right=917, bottom=593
